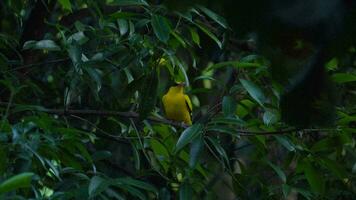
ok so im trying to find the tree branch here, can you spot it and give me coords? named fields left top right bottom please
left=0, top=102, right=340, bottom=135
left=0, top=102, right=188, bottom=128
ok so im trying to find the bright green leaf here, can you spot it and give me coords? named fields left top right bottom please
left=332, top=73, right=356, bottom=84
left=58, top=0, right=72, bottom=11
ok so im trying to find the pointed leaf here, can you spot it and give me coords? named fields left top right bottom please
left=266, top=160, right=286, bottom=183
left=189, top=136, right=204, bottom=168
left=197, top=6, right=227, bottom=28
left=0, top=172, right=34, bottom=194
left=88, top=176, right=108, bottom=198
left=179, top=182, right=192, bottom=200
left=240, top=79, right=266, bottom=106
left=302, top=161, right=325, bottom=194
left=58, top=0, right=72, bottom=11
left=23, top=40, right=61, bottom=51
left=195, top=22, right=222, bottom=48
left=274, top=136, right=295, bottom=152
left=151, top=15, right=171, bottom=43
left=222, top=96, right=237, bottom=117
left=175, top=124, right=203, bottom=153
left=139, top=71, right=159, bottom=119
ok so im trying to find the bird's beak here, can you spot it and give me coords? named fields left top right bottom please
left=176, top=82, right=186, bottom=87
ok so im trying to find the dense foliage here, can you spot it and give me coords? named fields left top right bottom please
left=0, top=0, right=355, bottom=199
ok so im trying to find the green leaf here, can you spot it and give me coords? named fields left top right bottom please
left=195, top=22, right=222, bottom=48
left=266, top=160, right=286, bottom=183
left=58, top=0, right=72, bottom=11
left=174, top=124, right=204, bottom=153
left=150, top=139, right=170, bottom=170
left=67, top=32, right=88, bottom=45
left=138, top=71, right=159, bottom=119
left=206, top=125, right=237, bottom=136
left=111, top=0, right=148, bottom=6
left=113, top=184, right=146, bottom=200
left=274, top=136, right=295, bottom=152
left=0, top=172, right=34, bottom=194
left=179, top=182, right=192, bottom=200
left=206, top=61, right=261, bottom=71
left=239, top=79, right=266, bottom=106
left=197, top=6, right=227, bottom=28
left=118, top=19, right=128, bottom=35
left=151, top=15, right=171, bottom=43
left=92, top=151, right=112, bottom=161
left=332, top=73, right=356, bottom=84
left=88, top=176, right=108, bottom=198
left=325, top=57, right=338, bottom=71
left=282, top=184, right=291, bottom=198
left=115, top=177, right=158, bottom=194
left=319, top=158, right=348, bottom=179
left=300, top=161, right=325, bottom=194
left=206, top=137, right=229, bottom=164
left=222, top=96, right=237, bottom=117
left=189, top=136, right=204, bottom=168
left=23, top=40, right=61, bottom=51
left=208, top=117, right=245, bottom=126
left=189, top=27, right=200, bottom=47
left=171, top=31, right=187, bottom=48
left=84, top=67, right=102, bottom=94
left=263, top=109, right=279, bottom=126
left=159, top=188, right=171, bottom=200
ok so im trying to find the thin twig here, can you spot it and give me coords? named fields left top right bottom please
left=0, top=102, right=341, bottom=136
left=4, top=58, right=69, bottom=73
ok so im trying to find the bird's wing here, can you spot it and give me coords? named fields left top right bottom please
left=184, top=95, right=193, bottom=114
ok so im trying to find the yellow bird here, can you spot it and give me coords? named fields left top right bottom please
left=162, top=82, right=193, bottom=125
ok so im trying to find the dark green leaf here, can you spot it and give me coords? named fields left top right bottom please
left=88, top=176, right=108, bottom=198
left=23, top=40, right=61, bottom=51
left=240, top=79, right=266, bottom=106
left=301, top=161, right=325, bottom=194
left=189, top=136, right=204, bottom=168
left=92, top=151, right=112, bottom=161
left=179, top=182, right=192, bottom=200
left=197, top=6, right=227, bottom=28
left=118, top=19, right=129, bottom=35
left=319, top=158, right=348, bottom=179
left=115, top=177, right=158, bottom=194
left=274, top=136, right=295, bottom=152
left=0, top=172, right=34, bottom=194
left=67, top=32, right=88, bottom=45
left=175, top=124, right=204, bottom=153
left=151, top=15, right=171, bottom=43
left=266, top=160, right=286, bottom=183
left=195, top=22, right=222, bottom=48
left=206, top=137, right=229, bottom=164
left=207, top=61, right=261, bottom=71
left=111, top=0, right=148, bottom=6
left=263, top=109, right=279, bottom=126
left=222, top=96, right=237, bottom=117
left=138, top=71, right=159, bottom=119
